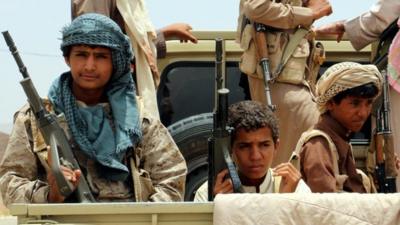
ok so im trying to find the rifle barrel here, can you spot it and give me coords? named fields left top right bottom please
left=2, top=31, right=29, bottom=79
left=2, top=31, right=95, bottom=202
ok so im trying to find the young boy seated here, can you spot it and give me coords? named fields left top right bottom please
left=194, top=100, right=310, bottom=201
left=294, top=62, right=382, bottom=193
left=0, top=13, right=187, bottom=205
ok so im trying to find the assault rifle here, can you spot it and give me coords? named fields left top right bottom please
left=2, top=31, right=95, bottom=202
left=254, top=23, right=276, bottom=111
left=371, top=20, right=398, bottom=193
left=374, top=70, right=397, bottom=193
left=208, top=38, right=243, bottom=201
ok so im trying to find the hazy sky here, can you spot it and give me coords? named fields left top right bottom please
left=0, top=0, right=375, bottom=133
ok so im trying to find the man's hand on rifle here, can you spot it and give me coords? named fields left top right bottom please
left=46, top=146, right=81, bottom=203
left=213, top=169, right=233, bottom=195
left=307, top=0, right=332, bottom=21
left=273, top=162, right=301, bottom=193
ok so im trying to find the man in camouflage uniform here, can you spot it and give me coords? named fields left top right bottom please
left=0, top=13, right=186, bottom=206
left=237, top=0, right=332, bottom=166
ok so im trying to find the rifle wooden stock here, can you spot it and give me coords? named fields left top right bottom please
left=374, top=133, right=396, bottom=193
left=375, top=134, right=384, bottom=164
left=374, top=70, right=397, bottom=193
left=383, top=134, right=397, bottom=177
left=254, top=28, right=269, bottom=61
left=253, top=23, right=275, bottom=111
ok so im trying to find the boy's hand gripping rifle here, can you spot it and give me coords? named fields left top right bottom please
left=2, top=31, right=95, bottom=202
left=208, top=38, right=243, bottom=201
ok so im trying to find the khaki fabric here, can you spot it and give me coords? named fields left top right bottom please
left=238, top=0, right=313, bottom=32
left=344, top=0, right=400, bottom=51
left=0, top=100, right=186, bottom=206
left=213, top=193, right=400, bottom=225
left=116, top=0, right=159, bottom=119
left=237, top=0, right=315, bottom=83
left=248, top=78, right=319, bottom=166
left=237, top=0, right=320, bottom=165
left=71, top=0, right=123, bottom=26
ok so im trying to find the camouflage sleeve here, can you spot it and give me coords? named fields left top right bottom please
left=0, top=106, right=49, bottom=206
left=139, top=116, right=187, bottom=201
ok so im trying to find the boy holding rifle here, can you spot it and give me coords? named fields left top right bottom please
left=0, top=13, right=186, bottom=205
left=195, top=100, right=310, bottom=202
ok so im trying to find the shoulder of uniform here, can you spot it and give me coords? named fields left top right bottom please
left=299, top=129, right=338, bottom=164
left=302, top=129, right=330, bottom=142
left=291, top=129, right=335, bottom=162
left=13, top=98, right=54, bottom=120
left=300, top=129, right=335, bottom=151
left=15, top=98, right=53, bottom=114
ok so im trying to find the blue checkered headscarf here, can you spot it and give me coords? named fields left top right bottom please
left=48, top=13, right=142, bottom=181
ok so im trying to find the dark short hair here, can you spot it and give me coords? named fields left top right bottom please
left=228, top=100, right=279, bottom=143
left=62, top=46, right=72, bottom=57
left=332, top=82, right=379, bottom=104
left=62, top=44, right=107, bottom=58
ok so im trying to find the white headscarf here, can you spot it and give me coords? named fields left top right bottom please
left=316, top=62, right=383, bottom=113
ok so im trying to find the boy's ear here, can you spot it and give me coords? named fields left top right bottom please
left=273, top=138, right=280, bottom=156
left=326, top=100, right=334, bottom=111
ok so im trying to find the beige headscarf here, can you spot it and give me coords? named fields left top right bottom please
left=316, top=62, right=383, bottom=113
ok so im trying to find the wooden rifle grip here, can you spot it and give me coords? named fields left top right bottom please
left=254, top=31, right=269, bottom=60
left=375, top=134, right=384, bottom=164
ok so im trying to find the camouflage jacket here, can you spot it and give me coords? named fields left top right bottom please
left=0, top=99, right=187, bottom=206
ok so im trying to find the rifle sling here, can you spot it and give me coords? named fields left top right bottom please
left=274, top=28, right=309, bottom=76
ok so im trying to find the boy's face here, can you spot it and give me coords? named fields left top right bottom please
left=65, top=45, right=113, bottom=95
left=232, top=126, right=278, bottom=181
left=327, top=96, right=374, bottom=132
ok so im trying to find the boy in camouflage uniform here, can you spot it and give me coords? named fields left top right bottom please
left=0, top=13, right=186, bottom=206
